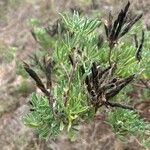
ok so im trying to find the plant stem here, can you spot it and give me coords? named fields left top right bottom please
left=108, top=47, right=112, bottom=66
left=64, top=62, right=77, bottom=106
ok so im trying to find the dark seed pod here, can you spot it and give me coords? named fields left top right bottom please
left=114, top=10, right=125, bottom=40
left=108, top=78, right=118, bottom=84
left=133, top=34, right=138, bottom=49
left=97, top=35, right=104, bottom=48
left=120, top=13, right=143, bottom=38
left=106, top=101, right=134, bottom=110
left=116, top=74, right=135, bottom=86
left=91, top=62, right=99, bottom=91
left=68, top=54, right=74, bottom=66
left=90, top=90, right=98, bottom=104
left=114, top=1, right=130, bottom=38
left=79, top=65, right=85, bottom=75
left=136, top=30, right=144, bottom=62
left=30, top=108, right=35, bottom=112
left=110, top=10, right=123, bottom=40
left=98, top=83, right=115, bottom=97
left=104, top=24, right=109, bottom=38
left=23, top=62, right=50, bottom=97
left=29, top=101, right=33, bottom=106
left=91, top=62, right=98, bottom=78
left=106, top=74, right=135, bottom=99
left=99, top=66, right=111, bottom=79
left=124, top=1, right=130, bottom=15
left=85, top=75, right=92, bottom=93
left=45, top=58, right=52, bottom=89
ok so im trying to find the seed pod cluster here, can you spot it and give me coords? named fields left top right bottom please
left=82, top=62, right=135, bottom=112
left=104, top=1, right=142, bottom=48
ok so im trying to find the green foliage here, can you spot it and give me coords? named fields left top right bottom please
left=107, top=108, right=150, bottom=148
left=16, top=80, right=34, bottom=96
left=2, top=46, right=17, bottom=63
left=107, top=108, right=149, bottom=137
left=29, top=18, right=41, bottom=27
left=24, top=12, right=101, bottom=140
left=61, top=11, right=101, bottom=35
left=142, top=137, right=150, bottom=148
left=16, top=63, right=29, bottom=78
left=23, top=93, right=90, bottom=139
left=29, top=18, right=56, bottom=50
left=24, top=93, right=61, bottom=138
left=23, top=8, right=150, bottom=146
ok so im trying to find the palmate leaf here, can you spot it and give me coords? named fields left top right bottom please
left=107, top=108, right=150, bottom=137
left=23, top=112, right=43, bottom=128
left=60, top=11, right=101, bottom=35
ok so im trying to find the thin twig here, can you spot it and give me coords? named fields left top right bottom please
left=64, top=62, right=78, bottom=106
left=64, top=51, right=78, bottom=106
left=108, top=47, right=113, bottom=66
left=61, top=63, right=69, bottom=79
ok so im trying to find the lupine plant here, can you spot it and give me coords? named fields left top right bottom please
left=22, top=1, right=150, bottom=147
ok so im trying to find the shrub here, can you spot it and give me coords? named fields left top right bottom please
left=22, top=1, right=150, bottom=147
